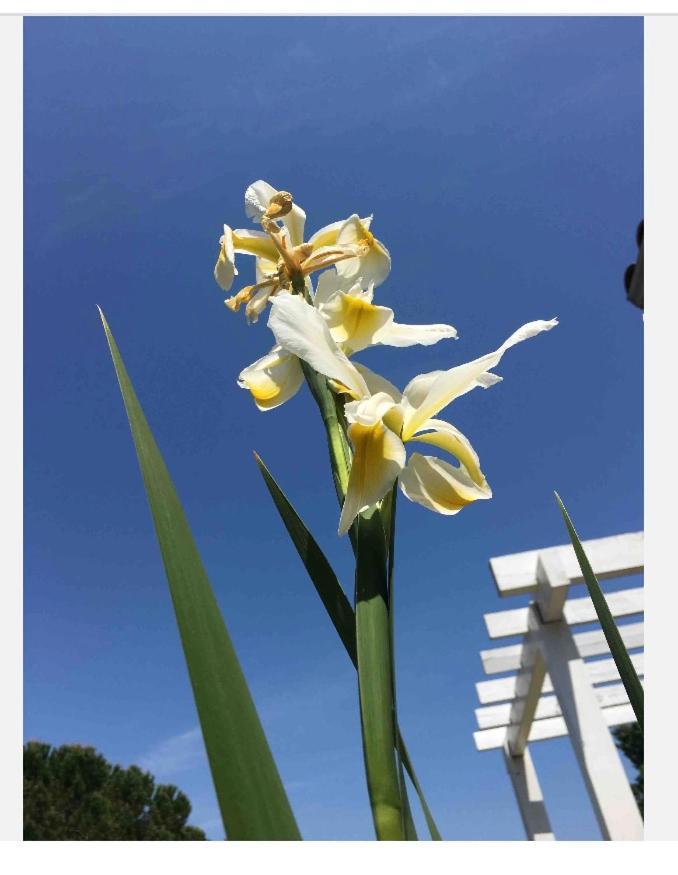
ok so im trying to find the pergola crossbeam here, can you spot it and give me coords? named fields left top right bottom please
left=473, top=532, right=644, bottom=841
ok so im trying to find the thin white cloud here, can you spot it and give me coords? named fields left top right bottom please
left=139, top=726, right=205, bottom=779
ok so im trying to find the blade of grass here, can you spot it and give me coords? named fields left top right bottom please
left=254, top=454, right=441, bottom=838
left=555, top=492, right=644, bottom=732
left=99, top=309, right=301, bottom=840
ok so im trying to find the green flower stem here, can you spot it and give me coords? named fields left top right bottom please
left=355, top=505, right=405, bottom=840
left=290, top=273, right=406, bottom=840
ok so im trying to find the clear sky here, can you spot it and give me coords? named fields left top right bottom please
left=24, top=16, right=643, bottom=840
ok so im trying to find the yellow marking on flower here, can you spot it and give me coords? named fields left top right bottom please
left=231, top=231, right=279, bottom=262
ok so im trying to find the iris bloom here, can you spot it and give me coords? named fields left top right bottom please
left=267, top=292, right=558, bottom=533
left=214, top=180, right=391, bottom=322
left=238, top=277, right=458, bottom=411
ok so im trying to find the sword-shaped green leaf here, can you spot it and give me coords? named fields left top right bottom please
left=555, top=492, right=644, bottom=732
left=254, top=454, right=441, bottom=839
left=100, top=309, right=301, bottom=840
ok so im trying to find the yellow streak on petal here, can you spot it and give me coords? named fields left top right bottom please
left=323, top=294, right=392, bottom=353
left=231, top=231, right=280, bottom=262
left=409, top=420, right=487, bottom=488
left=338, top=420, right=405, bottom=535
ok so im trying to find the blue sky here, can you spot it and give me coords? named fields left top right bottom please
left=24, top=16, right=643, bottom=840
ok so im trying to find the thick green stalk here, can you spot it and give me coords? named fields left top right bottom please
left=355, top=506, right=405, bottom=840
left=382, top=486, right=417, bottom=840
left=290, top=273, right=406, bottom=839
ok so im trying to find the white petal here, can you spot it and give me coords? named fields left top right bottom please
left=314, top=270, right=364, bottom=307
left=231, top=228, right=280, bottom=262
left=268, top=292, right=369, bottom=400
left=352, top=362, right=402, bottom=403
left=320, top=291, right=394, bottom=355
left=214, top=225, right=238, bottom=291
left=401, top=318, right=558, bottom=439
left=237, top=346, right=304, bottom=411
left=307, top=215, right=372, bottom=252
left=256, top=257, right=279, bottom=285
left=375, top=320, right=458, bottom=348
left=244, top=180, right=278, bottom=221
left=335, top=215, right=391, bottom=288
left=282, top=203, right=306, bottom=247
left=245, top=286, right=275, bottom=323
left=244, top=180, right=306, bottom=245
left=399, top=453, right=492, bottom=516
left=344, top=392, right=399, bottom=427
left=409, top=419, right=487, bottom=488
left=338, top=419, right=406, bottom=536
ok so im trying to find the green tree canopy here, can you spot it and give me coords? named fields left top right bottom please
left=612, top=722, right=643, bottom=817
left=24, top=741, right=207, bottom=840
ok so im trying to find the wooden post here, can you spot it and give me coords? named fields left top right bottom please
left=503, top=743, right=555, bottom=840
left=535, top=553, right=643, bottom=840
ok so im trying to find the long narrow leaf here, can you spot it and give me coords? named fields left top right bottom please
left=254, top=452, right=356, bottom=662
left=355, top=507, right=404, bottom=840
left=254, top=454, right=442, bottom=838
left=555, top=492, right=644, bottom=731
left=100, top=309, right=301, bottom=840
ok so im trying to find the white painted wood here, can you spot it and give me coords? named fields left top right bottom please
left=484, top=586, right=644, bottom=639
left=480, top=621, right=643, bottom=674
left=476, top=681, right=635, bottom=730
left=506, top=620, right=546, bottom=755
left=475, top=652, right=644, bottom=704
left=489, top=532, right=643, bottom=597
left=474, top=703, right=635, bottom=751
left=535, top=549, right=570, bottom=621
left=502, top=744, right=555, bottom=840
left=535, top=614, right=643, bottom=840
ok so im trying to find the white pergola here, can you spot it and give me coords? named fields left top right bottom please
left=473, top=532, right=644, bottom=841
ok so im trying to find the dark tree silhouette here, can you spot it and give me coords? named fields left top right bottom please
left=24, top=741, right=207, bottom=840
left=612, top=723, right=643, bottom=817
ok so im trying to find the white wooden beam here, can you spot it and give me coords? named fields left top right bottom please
left=474, top=703, right=635, bottom=751
left=502, top=743, right=555, bottom=840
left=506, top=616, right=546, bottom=755
left=484, top=587, right=644, bottom=639
left=489, top=532, right=643, bottom=597
left=476, top=653, right=644, bottom=704
left=535, top=602, right=643, bottom=839
left=476, top=680, right=635, bottom=730
left=480, top=621, right=643, bottom=674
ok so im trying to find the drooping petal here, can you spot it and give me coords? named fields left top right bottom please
left=409, top=419, right=487, bottom=488
left=338, top=419, right=406, bottom=536
left=244, top=180, right=306, bottom=245
left=401, top=318, right=558, bottom=439
left=237, top=346, right=304, bottom=411
left=268, top=292, right=369, bottom=400
left=231, top=228, right=280, bottom=262
left=214, top=225, right=238, bottom=291
left=334, top=215, right=391, bottom=288
left=399, top=453, right=492, bottom=515
left=245, top=285, right=278, bottom=323
left=375, top=320, right=458, bottom=348
left=320, top=291, right=394, bottom=355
